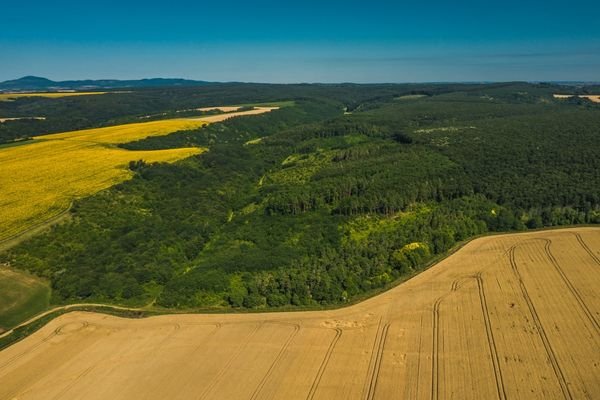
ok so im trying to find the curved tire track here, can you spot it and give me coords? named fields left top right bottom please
left=197, top=322, right=263, bottom=400
left=475, top=272, right=507, bottom=400
left=0, top=321, right=90, bottom=371
left=430, top=278, right=463, bottom=400
left=249, top=323, right=300, bottom=400
left=509, top=245, right=573, bottom=400
left=305, top=328, right=342, bottom=400
left=542, top=239, right=599, bottom=334
left=572, top=232, right=600, bottom=266
left=431, top=296, right=442, bottom=400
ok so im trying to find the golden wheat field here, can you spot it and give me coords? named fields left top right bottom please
left=0, top=227, right=597, bottom=400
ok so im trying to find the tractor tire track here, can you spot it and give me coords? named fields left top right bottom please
left=197, top=321, right=263, bottom=400
left=249, top=323, right=300, bottom=400
left=509, top=245, right=573, bottom=400
left=573, top=232, right=600, bottom=266
left=0, top=321, right=90, bottom=371
left=50, top=364, right=96, bottom=400
left=148, top=323, right=181, bottom=358
left=190, top=323, right=222, bottom=352
left=415, top=314, right=425, bottom=400
left=542, top=239, right=599, bottom=334
left=431, top=297, right=442, bottom=400
left=475, top=272, right=507, bottom=400
left=430, top=278, right=463, bottom=400
left=306, top=328, right=342, bottom=400
left=363, top=322, right=390, bottom=400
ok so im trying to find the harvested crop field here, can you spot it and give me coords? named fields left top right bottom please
left=190, top=106, right=279, bottom=122
left=0, top=227, right=598, bottom=399
left=553, top=94, right=600, bottom=103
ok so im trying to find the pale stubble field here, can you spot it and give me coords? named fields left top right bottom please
left=0, top=227, right=598, bottom=399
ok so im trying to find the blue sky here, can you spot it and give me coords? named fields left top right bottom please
left=2, top=0, right=599, bottom=82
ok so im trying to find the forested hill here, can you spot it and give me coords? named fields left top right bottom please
left=0, top=76, right=212, bottom=91
left=2, top=83, right=599, bottom=310
left=0, top=81, right=536, bottom=144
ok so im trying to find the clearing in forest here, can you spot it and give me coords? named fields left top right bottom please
left=0, top=227, right=598, bottom=399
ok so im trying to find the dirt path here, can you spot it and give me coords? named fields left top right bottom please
left=0, top=204, right=72, bottom=254
left=0, top=302, right=149, bottom=340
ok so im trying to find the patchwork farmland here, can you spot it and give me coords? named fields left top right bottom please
left=0, top=227, right=597, bottom=399
left=0, top=107, right=277, bottom=243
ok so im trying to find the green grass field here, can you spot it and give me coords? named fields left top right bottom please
left=0, top=267, right=50, bottom=331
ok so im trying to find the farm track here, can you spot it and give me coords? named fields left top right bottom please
left=0, top=203, right=72, bottom=252
left=0, top=228, right=598, bottom=399
left=509, top=245, right=573, bottom=400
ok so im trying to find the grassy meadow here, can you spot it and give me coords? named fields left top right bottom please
left=0, top=267, right=50, bottom=331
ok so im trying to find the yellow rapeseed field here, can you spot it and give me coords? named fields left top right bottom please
left=0, top=119, right=207, bottom=241
left=0, top=92, right=109, bottom=101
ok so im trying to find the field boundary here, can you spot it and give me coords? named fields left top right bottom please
left=1, top=226, right=598, bottom=353
left=0, top=202, right=72, bottom=252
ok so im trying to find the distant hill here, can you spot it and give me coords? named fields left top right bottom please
left=0, top=76, right=213, bottom=92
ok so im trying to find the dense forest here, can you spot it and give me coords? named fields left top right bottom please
left=2, top=83, right=599, bottom=309
left=0, top=81, right=550, bottom=144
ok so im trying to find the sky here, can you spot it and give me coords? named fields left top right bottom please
left=2, top=0, right=600, bottom=83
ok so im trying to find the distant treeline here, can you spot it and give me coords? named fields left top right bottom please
left=0, top=81, right=567, bottom=144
